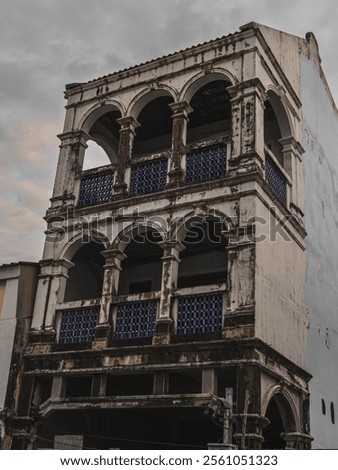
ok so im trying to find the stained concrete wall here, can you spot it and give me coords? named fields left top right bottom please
left=301, top=55, right=338, bottom=449
left=0, top=264, right=38, bottom=409
left=0, top=273, right=19, bottom=408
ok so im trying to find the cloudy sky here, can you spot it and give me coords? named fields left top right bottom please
left=1, top=0, right=338, bottom=264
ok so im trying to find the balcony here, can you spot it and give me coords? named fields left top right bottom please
left=77, top=166, right=115, bottom=207
left=114, top=299, right=158, bottom=340
left=176, top=291, right=223, bottom=335
left=185, top=144, right=227, bottom=183
left=58, top=305, right=99, bottom=344
left=130, top=159, right=168, bottom=195
left=265, top=152, right=287, bottom=206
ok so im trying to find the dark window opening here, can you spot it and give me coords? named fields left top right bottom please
left=106, top=374, right=154, bottom=396
left=129, top=280, right=153, bottom=294
left=118, top=230, right=163, bottom=295
left=330, top=402, right=335, bottom=424
left=64, top=241, right=105, bottom=302
left=264, top=100, right=283, bottom=166
left=262, top=399, right=285, bottom=450
left=134, top=96, right=174, bottom=156
left=187, top=80, right=231, bottom=145
left=88, top=110, right=121, bottom=165
left=65, top=377, right=93, bottom=398
left=322, top=398, right=326, bottom=415
left=217, top=368, right=237, bottom=403
left=168, top=370, right=202, bottom=394
left=178, top=219, right=227, bottom=288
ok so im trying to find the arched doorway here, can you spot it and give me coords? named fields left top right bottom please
left=262, top=394, right=296, bottom=449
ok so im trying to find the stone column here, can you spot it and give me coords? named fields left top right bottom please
left=51, top=376, right=66, bottom=399
left=93, top=249, right=126, bottom=349
left=234, top=365, right=268, bottom=449
left=168, top=101, right=192, bottom=187
left=153, top=240, right=184, bottom=345
left=112, top=116, right=140, bottom=198
left=49, top=130, right=89, bottom=212
left=227, top=79, right=266, bottom=178
left=44, top=259, right=74, bottom=332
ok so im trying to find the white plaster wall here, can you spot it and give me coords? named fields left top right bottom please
left=0, top=277, right=18, bottom=408
left=255, top=199, right=307, bottom=368
left=301, top=56, right=338, bottom=449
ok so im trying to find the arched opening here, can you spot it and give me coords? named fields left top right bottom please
left=262, top=398, right=285, bottom=449
left=262, top=394, right=296, bottom=450
left=87, top=109, right=121, bottom=164
left=129, top=95, right=173, bottom=195
left=78, top=108, right=122, bottom=206
left=186, top=79, right=231, bottom=145
left=133, top=96, right=174, bottom=156
left=82, top=140, right=111, bottom=171
left=114, top=228, right=163, bottom=342
left=184, top=80, right=231, bottom=184
left=264, top=100, right=283, bottom=165
left=178, top=217, right=228, bottom=288
left=175, top=217, right=227, bottom=337
left=118, top=229, right=163, bottom=295
left=64, top=240, right=105, bottom=302
left=263, top=91, right=292, bottom=206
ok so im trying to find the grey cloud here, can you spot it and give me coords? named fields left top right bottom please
left=1, top=0, right=338, bottom=265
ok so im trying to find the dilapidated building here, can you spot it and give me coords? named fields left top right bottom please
left=4, top=22, right=338, bottom=449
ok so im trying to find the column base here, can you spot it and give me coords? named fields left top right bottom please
left=26, top=330, right=55, bottom=354
left=111, top=183, right=128, bottom=200
left=281, top=432, right=313, bottom=450
left=227, top=151, right=264, bottom=178
left=92, top=323, right=110, bottom=350
left=152, top=318, right=173, bottom=345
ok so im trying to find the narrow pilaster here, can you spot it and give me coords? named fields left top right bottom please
left=112, top=116, right=140, bottom=198
left=44, top=259, right=74, bottom=332
left=224, top=231, right=255, bottom=338
left=168, top=101, right=192, bottom=187
left=50, top=130, right=89, bottom=212
left=93, top=249, right=126, bottom=349
left=153, top=240, right=184, bottom=345
left=228, top=79, right=266, bottom=177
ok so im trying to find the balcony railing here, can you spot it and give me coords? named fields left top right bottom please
left=130, top=159, right=168, bottom=195
left=185, top=145, right=227, bottom=183
left=176, top=292, right=223, bottom=335
left=114, top=300, right=157, bottom=340
left=59, top=306, right=99, bottom=344
left=77, top=168, right=114, bottom=206
left=265, top=154, right=287, bottom=206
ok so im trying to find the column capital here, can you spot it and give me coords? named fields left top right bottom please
left=158, top=239, right=185, bottom=258
left=101, top=249, right=127, bottom=267
left=116, top=116, right=140, bottom=131
left=57, top=129, right=91, bottom=147
left=39, top=258, right=74, bottom=276
left=279, top=136, right=305, bottom=156
left=228, top=78, right=267, bottom=102
left=169, top=100, right=193, bottom=117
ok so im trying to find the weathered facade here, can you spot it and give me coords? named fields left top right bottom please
left=5, top=22, right=338, bottom=449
